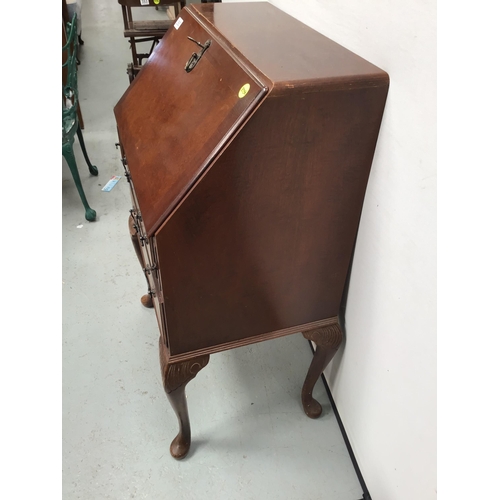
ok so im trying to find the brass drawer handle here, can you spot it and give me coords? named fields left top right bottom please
left=130, top=209, right=147, bottom=245
left=143, top=264, right=157, bottom=275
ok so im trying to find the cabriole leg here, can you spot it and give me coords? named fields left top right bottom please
left=301, top=318, right=343, bottom=418
left=159, top=338, right=209, bottom=459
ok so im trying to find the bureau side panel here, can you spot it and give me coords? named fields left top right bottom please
left=156, top=84, right=388, bottom=356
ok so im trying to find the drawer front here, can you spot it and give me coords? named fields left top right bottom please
left=143, top=263, right=167, bottom=342
left=119, top=141, right=155, bottom=271
left=130, top=213, right=167, bottom=340
left=116, top=137, right=141, bottom=217
left=150, top=237, right=168, bottom=344
left=119, top=137, right=167, bottom=342
left=129, top=206, right=153, bottom=267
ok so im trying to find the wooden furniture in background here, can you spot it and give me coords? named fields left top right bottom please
left=114, top=1, right=389, bottom=459
left=118, top=0, right=185, bottom=82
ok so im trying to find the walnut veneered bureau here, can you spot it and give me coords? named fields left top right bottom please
left=114, top=1, right=389, bottom=459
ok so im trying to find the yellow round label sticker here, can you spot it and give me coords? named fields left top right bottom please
left=238, top=83, right=250, bottom=98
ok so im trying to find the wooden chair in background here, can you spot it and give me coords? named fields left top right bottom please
left=118, top=0, right=186, bottom=82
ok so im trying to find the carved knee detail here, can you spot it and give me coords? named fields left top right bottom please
left=161, top=354, right=210, bottom=394
left=159, top=338, right=209, bottom=459
left=302, top=319, right=343, bottom=349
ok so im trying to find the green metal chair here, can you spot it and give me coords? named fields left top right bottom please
left=62, top=14, right=98, bottom=222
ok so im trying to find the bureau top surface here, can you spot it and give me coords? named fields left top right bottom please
left=114, top=1, right=388, bottom=236
left=190, top=2, right=387, bottom=86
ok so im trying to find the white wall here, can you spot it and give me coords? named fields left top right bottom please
left=225, top=1, right=437, bottom=499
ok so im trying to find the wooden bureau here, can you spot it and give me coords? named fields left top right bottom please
left=114, top=1, right=389, bottom=459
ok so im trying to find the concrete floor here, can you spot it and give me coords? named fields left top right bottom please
left=62, top=1, right=363, bottom=498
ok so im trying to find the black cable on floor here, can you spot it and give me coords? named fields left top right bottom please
left=307, top=340, right=372, bottom=500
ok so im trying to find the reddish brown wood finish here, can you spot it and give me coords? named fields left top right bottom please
left=301, top=318, right=344, bottom=418
left=159, top=338, right=209, bottom=460
left=156, top=84, right=388, bottom=356
left=194, top=2, right=386, bottom=90
left=114, top=1, right=389, bottom=459
left=114, top=8, right=271, bottom=236
left=128, top=214, right=154, bottom=308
